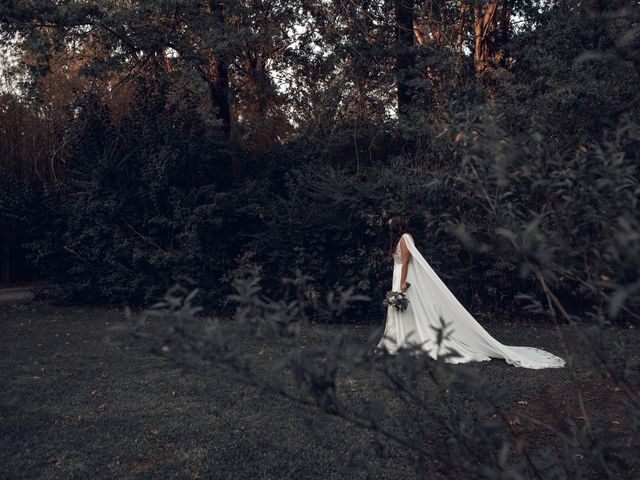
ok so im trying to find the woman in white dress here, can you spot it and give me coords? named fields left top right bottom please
left=376, top=215, right=566, bottom=369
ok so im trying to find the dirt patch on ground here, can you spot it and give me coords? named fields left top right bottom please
left=0, top=285, right=34, bottom=303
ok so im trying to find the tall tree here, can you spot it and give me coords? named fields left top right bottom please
left=208, top=0, right=231, bottom=138
left=473, top=0, right=515, bottom=92
left=395, top=0, right=416, bottom=118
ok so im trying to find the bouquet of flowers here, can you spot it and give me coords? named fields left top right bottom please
left=383, top=283, right=411, bottom=312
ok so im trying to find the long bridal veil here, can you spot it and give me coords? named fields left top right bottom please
left=384, top=233, right=566, bottom=369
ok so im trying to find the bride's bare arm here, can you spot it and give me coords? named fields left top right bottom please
left=400, top=236, right=412, bottom=291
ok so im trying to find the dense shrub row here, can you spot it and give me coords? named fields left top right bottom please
left=3, top=108, right=638, bottom=325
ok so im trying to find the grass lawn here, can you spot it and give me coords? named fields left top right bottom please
left=1, top=301, right=637, bottom=479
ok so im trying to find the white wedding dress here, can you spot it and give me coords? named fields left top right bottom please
left=376, top=233, right=566, bottom=369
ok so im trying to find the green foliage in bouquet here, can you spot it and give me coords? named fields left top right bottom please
left=383, top=283, right=411, bottom=312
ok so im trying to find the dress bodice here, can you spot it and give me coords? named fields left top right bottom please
left=393, top=233, right=411, bottom=265
left=392, top=242, right=402, bottom=265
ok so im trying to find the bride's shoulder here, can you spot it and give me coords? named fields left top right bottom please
left=400, top=233, right=413, bottom=246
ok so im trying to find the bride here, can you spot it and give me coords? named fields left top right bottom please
left=376, top=214, right=566, bottom=369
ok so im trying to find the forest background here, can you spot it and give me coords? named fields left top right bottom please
left=1, top=0, right=639, bottom=327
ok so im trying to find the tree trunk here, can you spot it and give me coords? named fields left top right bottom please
left=208, top=58, right=231, bottom=138
left=395, top=0, right=415, bottom=118
left=473, top=0, right=513, bottom=95
left=473, top=1, right=498, bottom=81
left=208, top=0, right=231, bottom=138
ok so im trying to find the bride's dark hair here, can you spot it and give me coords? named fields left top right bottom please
left=388, top=214, right=411, bottom=257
